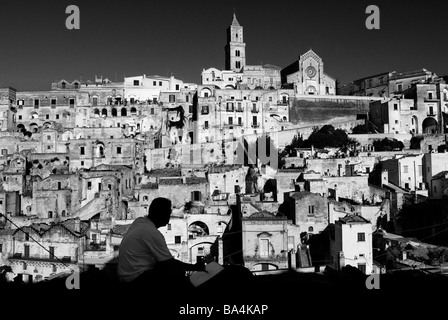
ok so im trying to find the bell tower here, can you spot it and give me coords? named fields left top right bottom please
left=225, top=14, right=246, bottom=72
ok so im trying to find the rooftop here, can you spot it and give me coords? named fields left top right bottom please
left=338, top=214, right=370, bottom=224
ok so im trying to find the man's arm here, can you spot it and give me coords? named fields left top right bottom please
left=157, top=258, right=205, bottom=272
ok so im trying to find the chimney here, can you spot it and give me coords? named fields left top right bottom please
left=288, top=249, right=296, bottom=270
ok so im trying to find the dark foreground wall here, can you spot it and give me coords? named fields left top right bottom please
left=1, top=265, right=447, bottom=319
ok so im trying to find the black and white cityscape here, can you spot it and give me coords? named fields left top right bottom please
left=1, top=0, right=448, bottom=318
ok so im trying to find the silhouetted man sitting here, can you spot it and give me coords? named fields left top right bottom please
left=118, top=197, right=205, bottom=292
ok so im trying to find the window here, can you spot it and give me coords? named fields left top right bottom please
left=204, top=121, right=209, bottom=129
left=25, top=233, right=30, bottom=241
left=167, top=224, right=171, bottom=230
left=133, top=80, right=139, bottom=86
left=48, top=211, right=53, bottom=218
left=403, top=165, right=409, bottom=173
left=357, top=263, right=366, bottom=274
left=0, top=243, right=2, bottom=253
left=235, top=50, right=240, bottom=57
left=429, top=106, right=434, bottom=115
left=236, top=61, right=241, bottom=69
left=80, top=147, right=85, bottom=155
left=175, top=236, right=181, bottom=244
left=259, top=239, right=269, bottom=258
left=228, top=117, right=233, bottom=125
left=45, top=114, right=50, bottom=120
left=252, top=115, right=257, bottom=127
left=56, top=114, right=59, bottom=119
left=357, top=232, right=365, bottom=242
left=18, top=115, right=22, bottom=120
left=52, top=264, right=57, bottom=273
left=308, top=226, right=314, bottom=232
left=169, top=95, right=175, bottom=103
left=153, top=81, right=156, bottom=86
left=366, top=167, right=370, bottom=173
left=308, top=205, right=315, bottom=215
left=159, top=81, right=162, bottom=86
left=34, top=99, right=40, bottom=108
left=98, top=183, right=102, bottom=191
left=393, top=104, right=398, bottom=111
left=23, top=262, right=27, bottom=270
left=49, top=246, right=55, bottom=259
left=69, top=98, right=75, bottom=107
left=201, top=106, right=209, bottom=114
left=51, top=99, right=57, bottom=108
left=397, top=83, right=403, bottom=92
left=418, top=165, right=422, bottom=175
left=117, top=147, right=122, bottom=154
left=434, top=185, right=437, bottom=193
left=87, top=181, right=92, bottom=190
left=175, top=84, right=179, bottom=90
left=191, top=191, right=201, bottom=201
left=81, top=161, right=84, bottom=166
left=238, top=117, right=242, bottom=125
left=428, top=92, right=433, bottom=100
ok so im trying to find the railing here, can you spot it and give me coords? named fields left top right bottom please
left=251, top=108, right=259, bottom=113
left=8, top=253, right=75, bottom=263
left=236, top=108, right=244, bottom=112
left=251, top=122, right=260, bottom=128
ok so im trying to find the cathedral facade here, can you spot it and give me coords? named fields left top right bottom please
left=281, top=49, right=336, bottom=95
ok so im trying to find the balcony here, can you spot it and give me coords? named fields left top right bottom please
left=85, top=241, right=107, bottom=252
left=226, top=108, right=235, bottom=112
left=236, top=108, right=244, bottom=112
left=251, top=108, right=259, bottom=113
left=277, top=100, right=289, bottom=106
left=251, top=122, right=260, bottom=128
left=427, top=112, right=437, bottom=117
left=202, top=125, right=209, bottom=130
left=424, top=97, right=439, bottom=102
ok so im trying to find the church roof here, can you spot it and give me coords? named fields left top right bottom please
left=231, top=13, right=240, bottom=26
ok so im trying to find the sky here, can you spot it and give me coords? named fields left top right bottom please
left=1, top=0, right=447, bottom=91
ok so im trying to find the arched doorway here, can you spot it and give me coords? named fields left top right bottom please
left=121, top=108, right=127, bottom=117
left=422, top=117, right=438, bottom=134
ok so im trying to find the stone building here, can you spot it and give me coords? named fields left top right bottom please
left=202, top=14, right=282, bottom=91
left=0, top=87, right=17, bottom=132
left=193, top=85, right=292, bottom=144
left=330, top=215, right=373, bottom=274
left=242, top=210, right=301, bottom=271
left=285, top=191, right=329, bottom=235
left=281, top=49, right=336, bottom=95
left=3, top=219, right=88, bottom=283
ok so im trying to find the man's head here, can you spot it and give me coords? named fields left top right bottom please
left=147, top=197, right=172, bottom=228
